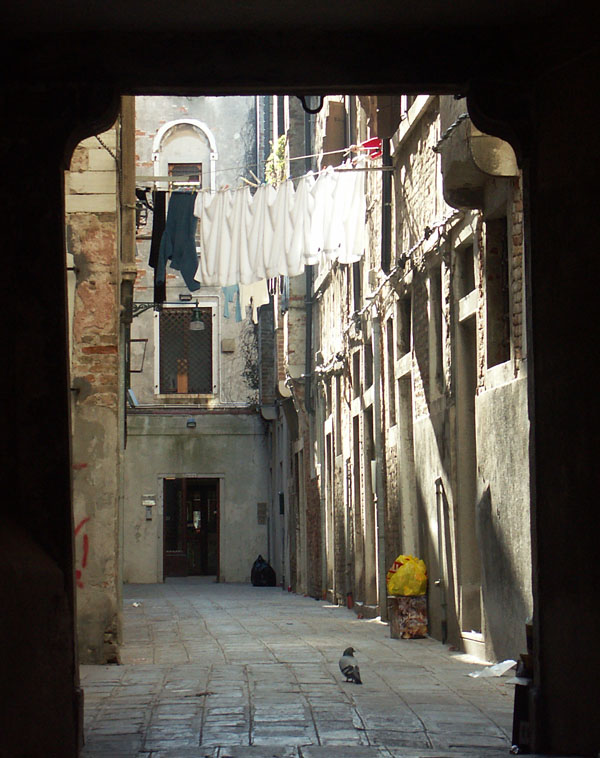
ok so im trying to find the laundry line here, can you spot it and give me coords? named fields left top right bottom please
left=135, top=138, right=385, bottom=187
left=135, top=165, right=392, bottom=187
left=145, top=160, right=370, bottom=303
left=192, top=162, right=371, bottom=288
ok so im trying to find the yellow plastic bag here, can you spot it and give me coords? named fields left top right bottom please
left=386, top=554, right=428, bottom=596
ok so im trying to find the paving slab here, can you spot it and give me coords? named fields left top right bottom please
left=80, top=578, right=561, bottom=757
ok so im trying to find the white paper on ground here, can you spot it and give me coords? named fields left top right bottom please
left=468, top=659, right=517, bottom=678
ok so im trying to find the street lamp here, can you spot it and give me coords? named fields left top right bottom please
left=189, top=301, right=205, bottom=331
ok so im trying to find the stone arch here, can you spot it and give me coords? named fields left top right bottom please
left=152, top=118, right=219, bottom=191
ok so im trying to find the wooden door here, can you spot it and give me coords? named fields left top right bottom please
left=163, top=477, right=220, bottom=578
left=185, top=479, right=219, bottom=576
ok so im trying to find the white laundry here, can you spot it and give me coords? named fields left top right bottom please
left=288, top=172, right=316, bottom=271
left=228, top=187, right=253, bottom=285
left=192, top=166, right=367, bottom=288
left=339, top=165, right=366, bottom=264
left=265, top=179, right=295, bottom=278
left=239, top=279, right=270, bottom=324
left=245, top=183, right=276, bottom=283
left=194, top=190, right=233, bottom=286
left=322, top=168, right=348, bottom=260
left=307, top=168, right=334, bottom=264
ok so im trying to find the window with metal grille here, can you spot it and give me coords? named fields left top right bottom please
left=158, top=307, right=213, bottom=394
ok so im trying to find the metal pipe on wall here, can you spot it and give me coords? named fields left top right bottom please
left=435, top=477, right=448, bottom=643
left=372, top=315, right=388, bottom=620
left=304, top=107, right=314, bottom=414
left=381, top=137, right=392, bottom=274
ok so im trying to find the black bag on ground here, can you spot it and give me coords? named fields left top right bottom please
left=251, top=555, right=276, bottom=587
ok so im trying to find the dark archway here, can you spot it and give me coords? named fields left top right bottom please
left=2, top=5, right=598, bottom=755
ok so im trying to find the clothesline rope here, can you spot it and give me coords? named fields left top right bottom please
left=136, top=165, right=391, bottom=191
left=189, top=162, right=368, bottom=288
left=135, top=141, right=383, bottom=188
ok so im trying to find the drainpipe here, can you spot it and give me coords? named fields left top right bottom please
left=263, top=96, right=272, bottom=179
left=304, top=109, right=314, bottom=414
left=372, top=135, right=392, bottom=620
left=435, top=477, right=448, bottom=643
left=255, top=96, right=261, bottom=181
left=381, top=137, right=392, bottom=274
left=305, top=266, right=313, bottom=414
left=314, top=356, right=327, bottom=598
left=372, top=314, right=388, bottom=620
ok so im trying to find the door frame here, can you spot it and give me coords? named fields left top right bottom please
left=158, top=473, right=222, bottom=581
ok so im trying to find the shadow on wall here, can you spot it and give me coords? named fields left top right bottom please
left=476, top=484, right=530, bottom=661
left=415, top=476, right=460, bottom=648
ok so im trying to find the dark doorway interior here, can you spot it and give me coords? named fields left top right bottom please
left=163, top=478, right=219, bottom=578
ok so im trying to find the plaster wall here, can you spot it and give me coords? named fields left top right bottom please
left=123, top=412, right=270, bottom=583
left=475, top=376, right=532, bottom=660
left=412, top=405, right=456, bottom=641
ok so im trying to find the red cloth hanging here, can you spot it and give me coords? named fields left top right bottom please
left=360, top=137, right=383, bottom=159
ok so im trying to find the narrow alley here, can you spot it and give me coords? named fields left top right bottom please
left=81, top=578, right=524, bottom=757
left=3, top=7, right=599, bottom=758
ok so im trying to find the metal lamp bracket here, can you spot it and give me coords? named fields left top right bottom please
left=297, top=96, right=325, bottom=114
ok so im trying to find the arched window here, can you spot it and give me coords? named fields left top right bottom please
left=152, top=119, right=219, bottom=192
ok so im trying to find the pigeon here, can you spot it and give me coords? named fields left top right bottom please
left=339, top=646, right=362, bottom=684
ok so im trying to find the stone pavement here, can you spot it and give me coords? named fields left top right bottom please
left=79, top=578, right=548, bottom=757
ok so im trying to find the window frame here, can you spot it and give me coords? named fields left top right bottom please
left=153, top=301, right=219, bottom=399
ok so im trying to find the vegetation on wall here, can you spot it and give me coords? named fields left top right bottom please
left=265, top=134, right=288, bottom=187
left=240, top=320, right=259, bottom=402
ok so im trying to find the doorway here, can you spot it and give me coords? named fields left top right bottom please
left=456, top=314, right=482, bottom=639
left=163, top=477, right=219, bottom=578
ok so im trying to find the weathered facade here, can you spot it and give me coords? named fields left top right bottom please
left=275, top=94, right=532, bottom=663
left=65, top=122, right=126, bottom=664
left=124, top=96, right=272, bottom=585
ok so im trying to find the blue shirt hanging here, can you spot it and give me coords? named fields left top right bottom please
left=222, top=284, right=242, bottom=322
